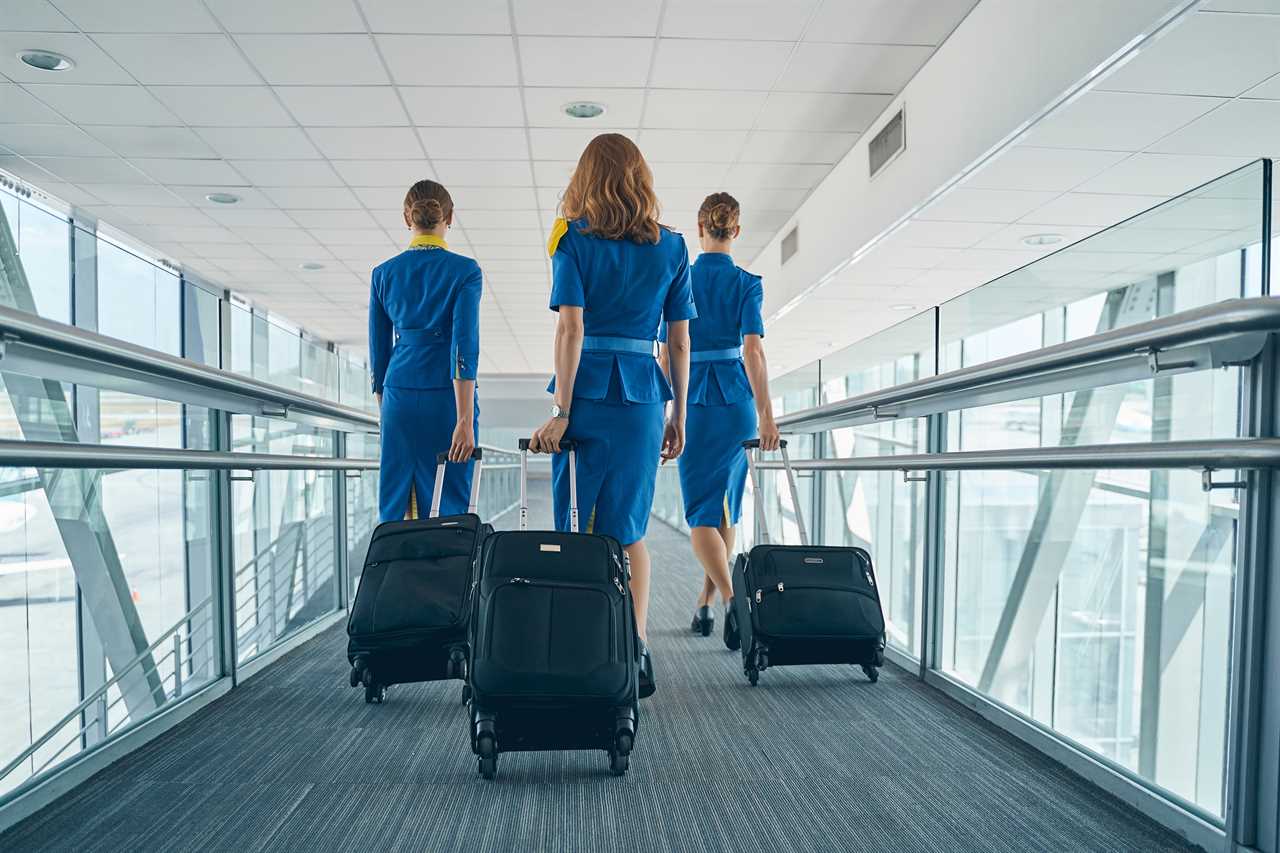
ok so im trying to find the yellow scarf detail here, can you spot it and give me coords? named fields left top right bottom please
left=546, top=217, right=569, bottom=257
left=408, top=234, right=449, bottom=250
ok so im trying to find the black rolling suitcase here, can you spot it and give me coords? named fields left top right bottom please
left=346, top=448, right=488, bottom=704
left=730, top=439, right=886, bottom=686
left=467, top=439, right=639, bottom=779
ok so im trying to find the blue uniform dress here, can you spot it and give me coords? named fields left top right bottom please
left=547, top=217, right=697, bottom=546
left=369, top=234, right=481, bottom=522
left=668, top=252, right=765, bottom=528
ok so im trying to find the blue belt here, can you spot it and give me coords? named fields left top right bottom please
left=582, top=335, right=656, bottom=356
left=396, top=328, right=443, bottom=345
left=691, top=347, right=742, bottom=363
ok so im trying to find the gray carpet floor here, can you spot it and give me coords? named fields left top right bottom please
left=2, top=483, right=1199, bottom=852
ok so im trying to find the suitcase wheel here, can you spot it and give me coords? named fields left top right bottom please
left=349, top=657, right=368, bottom=688
left=364, top=682, right=386, bottom=704
left=746, top=667, right=759, bottom=687
left=608, top=751, right=629, bottom=776
left=348, top=664, right=361, bottom=688
left=476, top=732, right=498, bottom=779
left=861, top=664, right=879, bottom=684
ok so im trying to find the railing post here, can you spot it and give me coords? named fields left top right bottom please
left=334, top=430, right=349, bottom=611
left=172, top=632, right=182, bottom=699
left=918, top=411, right=948, bottom=678
left=209, top=409, right=238, bottom=686
left=95, top=695, right=108, bottom=742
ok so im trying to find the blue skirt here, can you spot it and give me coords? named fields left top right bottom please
left=678, top=398, right=757, bottom=528
left=552, top=398, right=664, bottom=546
left=379, top=386, right=478, bottom=523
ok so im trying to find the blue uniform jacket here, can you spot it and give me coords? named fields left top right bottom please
left=368, top=236, right=482, bottom=394
left=662, top=252, right=764, bottom=405
left=548, top=218, right=697, bottom=403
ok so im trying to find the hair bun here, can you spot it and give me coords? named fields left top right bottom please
left=404, top=180, right=454, bottom=230
left=698, top=192, right=740, bottom=241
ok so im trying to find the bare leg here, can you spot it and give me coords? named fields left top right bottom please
left=696, top=573, right=715, bottom=608
left=625, top=540, right=651, bottom=641
left=690, top=526, right=733, bottom=606
left=718, top=517, right=736, bottom=604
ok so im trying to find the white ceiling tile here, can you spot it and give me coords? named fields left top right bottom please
left=642, top=90, right=767, bottom=130
left=236, top=35, right=389, bottom=86
left=527, top=127, right=635, bottom=160
left=184, top=242, right=267, bottom=259
left=0, top=33, right=132, bottom=83
left=1147, top=99, right=1280, bottom=156
left=805, top=0, right=977, bottom=44
left=275, top=87, right=408, bottom=127
left=452, top=186, right=538, bottom=210
left=472, top=244, right=546, bottom=261
left=651, top=39, right=790, bottom=91
left=531, top=160, right=577, bottom=186
left=308, top=228, right=391, bottom=245
left=22, top=84, right=179, bottom=126
left=146, top=224, right=240, bottom=243
left=82, top=183, right=181, bottom=205
left=661, top=0, right=817, bottom=40
left=93, top=34, right=259, bottom=85
left=455, top=209, right=544, bottom=230
left=29, top=156, right=146, bottom=183
left=308, top=126, right=422, bottom=159
left=917, top=188, right=1061, bottom=224
left=1075, top=153, right=1254, bottom=196
left=262, top=186, right=362, bottom=209
left=378, top=36, right=518, bottom=86
left=520, top=37, right=653, bottom=87
left=465, top=228, right=544, bottom=246
left=733, top=187, right=810, bottom=210
left=230, top=160, right=344, bottom=186
left=129, top=158, right=246, bottom=185
left=433, top=161, right=534, bottom=187
left=360, top=0, right=510, bottom=33
left=351, top=185, right=412, bottom=209
left=401, top=87, right=525, bottom=127
left=418, top=127, right=529, bottom=160
left=0, top=85, right=63, bottom=124
left=202, top=207, right=298, bottom=228
left=207, top=0, right=364, bottom=32
left=970, top=223, right=1104, bottom=252
left=245, top=242, right=326, bottom=257
left=738, top=131, right=858, bottom=164
left=0, top=124, right=110, bottom=157
left=1023, top=92, right=1226, bottom=152
left=884, top=219, right=1005, bottom=249
left=149, top=86, right=295, bottom=127
left=55, top=0, right=220, bottom=32
left=169, top=185, right=277, bottom=207
left=779, top=43, right=932, bottom=94
left=649, top=162, right=731, bottom=187
left=639, top=129, right=748, bottom=162
left=1201, top=1, right=1280, bottom=10
left=1098, top=11, right=1280, bottom=97
left=286, top=209, right=380, bottom=229
left=89, top=126, right=217, bottom=158
left=756, top=92, right=893, bottom=132
left=99, top=205, right=216, bottom=226
left=724, top=162, right=829, bottom=189
left=1243, top=72, right=1280, bottom=100
left=522, top=87, right=645, bottom=127
left=1017, top=192, right=1165, bottom=227
left=535, top=186, right=564, bottom=209
left=333, top=160, right=434, bottom=186
left=965, top=146, right=1131, bottom=193
left=513, top=0, right=662, bottom=36
left=2, top=0, right=76, bottom=30
left=196, top=127, right=321, bottom=160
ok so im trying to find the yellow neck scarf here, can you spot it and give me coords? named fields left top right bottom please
left=408, top=234, right=449, bottom=250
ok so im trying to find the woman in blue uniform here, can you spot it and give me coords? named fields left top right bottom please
left=369, top=179, right=481, bottom=523
left=530, top=133, right=695, bottom=698
left=661, top=193, right=780, bottom=647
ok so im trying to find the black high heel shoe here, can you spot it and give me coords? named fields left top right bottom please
left=723, top=601, right=741, bottom=651
left=638, top=641, right=656, bottom=699
left=690, top=605, right=715, bottom=637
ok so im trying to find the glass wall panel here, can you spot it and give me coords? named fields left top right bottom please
left=98, top=238, right=180, bottom=356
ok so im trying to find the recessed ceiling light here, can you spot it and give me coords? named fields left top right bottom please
left=890, top=304, right=916, bottom=311
left=563, top=101, right=606, bottom=120
left=1022, top=233, right=1063, bottom=247
left=18, top=50, right=74, bottom=72
left=205, top=192, right=240, bottom=204
left=299, top=262, right=325, bottom=271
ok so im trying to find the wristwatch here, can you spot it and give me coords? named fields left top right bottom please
left=551, top=403, right=570, bottom=419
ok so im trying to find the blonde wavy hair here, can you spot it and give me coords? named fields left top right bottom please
left=560, top=133, right=662, bottom=244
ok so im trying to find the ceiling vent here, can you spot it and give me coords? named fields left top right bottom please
left=868, top=107, right=905, bottom=178
left=780, top=224, right=800, bottom=266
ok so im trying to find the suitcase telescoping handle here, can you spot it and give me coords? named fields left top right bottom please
left=517, top=438, right=578, bottom=533
left=430, top=448, right=484, bottom=518
left=742, top=438, right=809, bottom=547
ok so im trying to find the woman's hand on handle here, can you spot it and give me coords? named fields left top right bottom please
left=660, top=417, right=684, bottom=463
left=758, top=416, right=781, bottom=452
left=530, top=417, right=569, bottom=454
left=448, top=419, right=476, bottom=463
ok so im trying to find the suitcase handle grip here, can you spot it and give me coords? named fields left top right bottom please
left=434, top=448, right=484, bottom=464
left=518, top=438, right=576, bottom=452
left=742, top=438, right=787, bottom=450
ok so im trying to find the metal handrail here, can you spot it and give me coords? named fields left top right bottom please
left=0, top=597, right=213, bottom=787
left=751, top=438, right=1280, bottom=477
left=0, top=303, right=378, bottom=433
left=0, top=440, right=379, bottom=471
left=777, top=297, right=1280, bottom=433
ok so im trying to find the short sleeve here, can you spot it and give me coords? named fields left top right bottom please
left=662, top=241, right=697, bottom=323
left=549, top=226, right=585, bottom=311
left=740, top=274, right=765, bottom=337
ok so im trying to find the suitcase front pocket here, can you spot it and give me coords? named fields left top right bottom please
left=366, top=554, right=473, bottom=633
left=754, top=584, right=884, bottom=639
left=486, top=579, right=618, bottom=678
